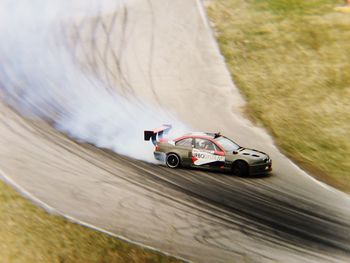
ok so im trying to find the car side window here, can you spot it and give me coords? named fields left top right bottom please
left=175, top=138, right=193, bottom=148
left=195, top=138, right=218, bottom=151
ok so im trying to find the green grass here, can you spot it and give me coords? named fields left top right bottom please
left=207, top=0, right=350, bottom=191
left=255, top=0, right=335, bottom=15
left=0, top=180, right=181, bottom=263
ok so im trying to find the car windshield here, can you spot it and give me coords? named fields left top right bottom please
left=215, top=136, right=241, bottom=152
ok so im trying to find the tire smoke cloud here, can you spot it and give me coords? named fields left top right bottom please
left=0, top=0, right=188, bottom=162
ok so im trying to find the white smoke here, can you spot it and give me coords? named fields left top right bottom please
left=0, top=0, right=189, bottom=162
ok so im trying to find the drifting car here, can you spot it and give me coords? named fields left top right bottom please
left=144, top=125, right=272, bottom=176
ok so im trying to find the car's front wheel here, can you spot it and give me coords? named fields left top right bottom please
left=166, top=153, right=181, bottom=168
left=232, top=161, right=249, bottom=177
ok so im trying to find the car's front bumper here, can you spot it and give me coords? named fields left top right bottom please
left=249, top=161, right=272, bottom=175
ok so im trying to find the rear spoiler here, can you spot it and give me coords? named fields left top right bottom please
left=144, top=124, right=172, bottom=145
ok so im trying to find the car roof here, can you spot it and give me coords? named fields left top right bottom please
left=184, top=132, right=221, bottom=139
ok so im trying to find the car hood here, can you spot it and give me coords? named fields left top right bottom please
left=237, top=148, right=269, bottom=160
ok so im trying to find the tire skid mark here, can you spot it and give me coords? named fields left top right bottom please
left=60, top=20, right=103, bottom=91
left=4, top=112, right=290, bottom=256
left=101, top=2, right=135, bottom=96
left=0, top=94, right=349, bottom=260
left=100, top=6, right=120, bottom=93
left=96, top=3, right=119, bottom=93
left=94, top=1, right=133, bottom=95
left=145, top=0, right=161, bottom=105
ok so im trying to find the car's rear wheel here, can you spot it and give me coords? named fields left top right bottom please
left=166, top=153, right=181, bottom=168
left=232, top=161, right=249, bottom=177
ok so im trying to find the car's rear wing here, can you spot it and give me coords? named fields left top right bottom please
left=144, top=124, right=172, bottom=145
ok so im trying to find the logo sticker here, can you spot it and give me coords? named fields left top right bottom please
left=192, top=149, right=225, bottom=166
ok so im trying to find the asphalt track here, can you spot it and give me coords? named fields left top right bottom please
left=0, top=0, right=350, bottom=262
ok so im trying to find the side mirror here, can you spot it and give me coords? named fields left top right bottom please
left=232, top=150, right=238, bottom=154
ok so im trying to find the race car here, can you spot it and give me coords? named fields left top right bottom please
left=144, top=125, right=272, bottom=176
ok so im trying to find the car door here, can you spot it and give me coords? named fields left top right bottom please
left=191, top=138, right=226, bottom=170
left=174, top=137, right=194, bottom=166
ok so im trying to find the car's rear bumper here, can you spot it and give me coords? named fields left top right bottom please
left=249, top=161, right=272, bottom=175
left=154, top=151, right=166, bottom=162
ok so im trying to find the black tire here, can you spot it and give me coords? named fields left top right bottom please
left=232, top=161, right=249, bottom=177
left=166, top=153, right=181, bottom=168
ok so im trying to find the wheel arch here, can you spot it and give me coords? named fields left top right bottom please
left=231, top=159, right=250, bottom=175
left=232, top=159, right=249, bottom=167
left=166, top=151, right=181, bottom=157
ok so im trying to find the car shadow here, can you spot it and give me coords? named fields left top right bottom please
left=171, top=165, right=273, bottom=179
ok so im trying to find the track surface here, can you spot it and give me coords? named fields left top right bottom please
left=1, top=0, right=350, bottom=262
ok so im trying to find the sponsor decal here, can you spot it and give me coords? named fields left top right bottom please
left=192, top=149, right=225, bottom=166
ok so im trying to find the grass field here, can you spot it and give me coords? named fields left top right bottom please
left=0, top=180, right=181, bottom=263
left=207, top=0, right=350, bottom=192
